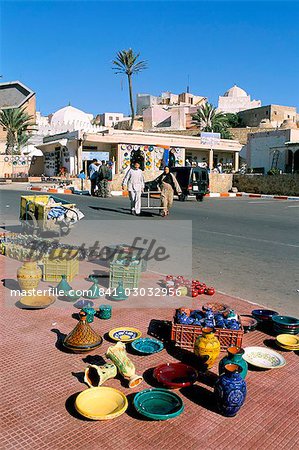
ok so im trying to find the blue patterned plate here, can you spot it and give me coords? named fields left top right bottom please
left=108, top=327, right=142, bottom=342
left=131, top=338, right=164, bottom=354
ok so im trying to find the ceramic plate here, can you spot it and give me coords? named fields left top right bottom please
left=276, top=334, right=299, bottom=346
left=109, top=327, right=142, bottom=342
left=243, top=346, right=286, bottom=369
left=276, top=341, right=299, bottom=351
left=154, top=363, right=198, bottom=389
left=133, top=388, right=184, bottom=420
left=19, top=295, right=56, bottom=309
left=131, top=338, right=164, bottom=355
left=75, top=387, right=128, bottom=420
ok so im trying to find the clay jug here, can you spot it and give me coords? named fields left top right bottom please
left=214, top=363, right=247, bottom=417
left=218, top=346, right=248, bottom=379
left=17, top=261, right=42, bottom=292
left=84, top=363, right=117, bottom=387
left=194, top=327, right=220, bottom=369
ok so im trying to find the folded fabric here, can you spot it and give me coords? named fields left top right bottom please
left=47, top=206, right=66, bottom=220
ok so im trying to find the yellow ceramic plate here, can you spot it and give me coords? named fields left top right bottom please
left=276, top=334, right=299, bottom=346
left=19, top=295, right=56, bottom=309
left=108, top=327, right=142, bottom=342
left=276, top=341, right=299, bottom=351
left=75, top=387, right=128, bottom=420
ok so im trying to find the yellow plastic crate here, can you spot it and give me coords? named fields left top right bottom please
left=42, top=256, right=79, bottom=282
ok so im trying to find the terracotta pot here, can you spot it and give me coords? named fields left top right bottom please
left=194, top=327, right=220, bottom=369
left=17, top=261, right=42, bottom=292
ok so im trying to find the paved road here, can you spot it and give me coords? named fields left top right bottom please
left=1, top=187, right=298, bottom=315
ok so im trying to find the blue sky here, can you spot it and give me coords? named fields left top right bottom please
left=1, top=1, right=299, bottom=116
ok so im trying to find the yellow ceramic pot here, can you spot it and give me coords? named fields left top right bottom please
left=194, top=327, right=220, bottom=369
left=17, top=261, right=42, bottom=292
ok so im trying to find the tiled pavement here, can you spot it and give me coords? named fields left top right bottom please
left=1, top=257, right=299, bottom=450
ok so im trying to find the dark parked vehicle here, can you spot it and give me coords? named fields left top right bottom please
left=144, top=166, right=209, bottom=202
left=170, top=166, right=209, bottom=201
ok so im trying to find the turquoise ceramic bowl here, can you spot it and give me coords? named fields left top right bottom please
left=131, top=338, right=164, bottom=355
left=272, top=315, right=299, bottom=326
left=133, top=388, right=184, bottom=420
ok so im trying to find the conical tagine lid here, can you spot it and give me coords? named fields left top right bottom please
left=63, top=311, right=103, bottom=353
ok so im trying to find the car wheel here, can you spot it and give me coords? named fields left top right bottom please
left=196, top=195, right=204, bottom=202
left=179, top=194, right=187, bottom=202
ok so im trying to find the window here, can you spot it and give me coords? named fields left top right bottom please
left=266, top=111, right=268, bottom=116
left=116, top=117, right=119, bottom=121
left=274, top=111, right=277, bottom=115
left=287, top=115, right=290, bottom=119
left=255, top=114, right=257, bottom=118
left=109, top=116, right=113, bottom=120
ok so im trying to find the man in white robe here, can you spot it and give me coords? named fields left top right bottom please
left=122, top=162, right=145, bottom=215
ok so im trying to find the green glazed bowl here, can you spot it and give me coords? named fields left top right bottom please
left=133, top=388, right=184, bottom=420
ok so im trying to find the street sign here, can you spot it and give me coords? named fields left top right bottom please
left=201, top=132, right=221, bottom=146
left=82, top=151, right=109, bottom=161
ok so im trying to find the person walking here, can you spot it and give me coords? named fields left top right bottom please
left=97, top=160, right=112, bottom=197
left=122, top=162, right=144, bottom=216
left=156, top=166, right=182, bottom=217
left=88, top=159, right=99, bottom=196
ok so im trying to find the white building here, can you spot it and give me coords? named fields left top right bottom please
left=137, top=91, right=207, bottom=115
left=243, top=128, right=299, bottom=173
left=97, top=112, right=124, bottom=128
left=218, top=85, right=261, bottom=114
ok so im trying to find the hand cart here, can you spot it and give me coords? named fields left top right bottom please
left=20, top=195, right=82, bottom=236
left=141, top=191, right=164, bottom=213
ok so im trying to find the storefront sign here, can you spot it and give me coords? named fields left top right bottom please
left=82, top=151, right=109, bottom=161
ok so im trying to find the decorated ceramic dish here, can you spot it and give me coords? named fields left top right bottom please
left=75, top=387, right=128, bottom=420
left=153, top=363, right=198, bottom=389
left=251, top=309, right=279, bottom=322
left=19, top=295, right=56, bottom=309
left=243, top=346, right=286, bottom=369
left=131, top=338, right=164, bottom=355
left=240, top=315, right=258, bottom=333
left=108, top=327, right=142, bottom=342
left=203, top=302, right=229, bottom=315
left=133, top=388, right=184, bottom=420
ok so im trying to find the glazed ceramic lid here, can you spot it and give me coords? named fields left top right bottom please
left=63, top=311, right=103, bottom=352
left=75, top=387, right=128, bottom=420
left=133, top=388, right=184, bottom=420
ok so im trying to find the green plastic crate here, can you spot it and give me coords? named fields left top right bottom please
left=109, top=261, right=141, bottom=290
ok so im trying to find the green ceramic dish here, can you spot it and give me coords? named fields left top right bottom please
left=133, top=388, right=184, bottom=420
left=131, top=338, right=164, bottom=355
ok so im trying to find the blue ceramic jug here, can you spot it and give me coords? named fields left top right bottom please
left=214, top=363, right=247, bottom=417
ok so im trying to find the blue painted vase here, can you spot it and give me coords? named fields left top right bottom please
left=218, top=347, right=248, bottom=379
left=214, top=363, right=247, bottom=417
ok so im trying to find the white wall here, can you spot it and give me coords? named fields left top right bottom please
left=247, top=130, right=290, bottom=172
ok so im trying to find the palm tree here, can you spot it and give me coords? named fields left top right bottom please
left=112, top=49, right=147, bottom=129
left=0, top=107, right=35, bottom=154
left=192, top=103, right=229, bottom=133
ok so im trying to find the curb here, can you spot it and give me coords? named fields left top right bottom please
left=28, top=187, right=73, bottom=194
left=235, top=192, right=299, bottom=201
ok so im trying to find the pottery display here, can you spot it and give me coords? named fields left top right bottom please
left=131, top=338, right=164, bottom=355
left=153, top=363, right=198, bottom=389
left=55, top=275, right=72, bottom=295
left=194, top=327, right=221, bottom=369
left=106, top=341, right=143, bottom=388
left=219, top=346, right=248, bottom=379
left=63, top=311, right=103, bottom=353
left=19, top=295, right=55, bottom=309
left=75, top=386, right=128, bottom=420
left=85, top=277, right=103, bottom=299
left=276, top=334, right=299, bottom=350
left=84, top=363, right=117, bottom=387
left=251, top=309, right=279, bottom=330
left=214, top=363, right=247, bottom=417
left=133, top=388, right=184, bottom=421
left=98, top=304, right=112, bottom=320
left=240, top=315, right=258, bottom=333
left=243, top=346, right=286, bottom=369
left=17, top=261, right=42, bottom=292
left=110, top=281, right=128, bottom=301
left=108, top=327, right=142, bottom=342
left=82, top=307, right=96, bottom=323
left=271, top=315, right=299, bottom=335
